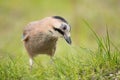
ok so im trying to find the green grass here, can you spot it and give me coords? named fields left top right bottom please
left=0, top=21, right=120, bottom=80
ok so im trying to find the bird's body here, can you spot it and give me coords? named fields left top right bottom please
left=23, top=17, right=58, bottom=57
left=23, top=16, right=71, bottom=68
left=24, top=31, right=58, bottom=57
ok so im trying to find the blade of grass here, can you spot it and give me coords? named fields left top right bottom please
left=106, top=27, right=111, bottom=59
left=82, top=19, right=107, bottom=53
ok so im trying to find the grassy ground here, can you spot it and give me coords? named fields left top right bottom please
left=0, top=0, right=120, bottom=80
left=0, top=21, right=120, bottom=80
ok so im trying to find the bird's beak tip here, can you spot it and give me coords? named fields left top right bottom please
left=64, top=36, right=72, bottom=45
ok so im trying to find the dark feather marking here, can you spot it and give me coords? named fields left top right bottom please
left=53, top=27, right=64, bottom=35
left=53, top=16, right=68, bottom=23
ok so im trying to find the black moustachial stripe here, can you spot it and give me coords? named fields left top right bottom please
left=53, top=27, right=64, bottom=35
left=53, top=16, right=68, bottom=23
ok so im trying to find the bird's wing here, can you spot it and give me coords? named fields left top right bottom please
left=22, top=33, right=29, bottom=41
left=22, top=24, right=31, bottom=42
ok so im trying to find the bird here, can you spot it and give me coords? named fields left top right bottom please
left=22, top=16, right=72, bottom=68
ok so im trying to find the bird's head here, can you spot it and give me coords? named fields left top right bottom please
left=50, top=16, right=72, bottom=45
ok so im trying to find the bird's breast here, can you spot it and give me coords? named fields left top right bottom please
left=24, top=32, right=58, bottom=55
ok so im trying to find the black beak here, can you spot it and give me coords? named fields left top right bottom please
left=64, top=35, right=72, bottom=45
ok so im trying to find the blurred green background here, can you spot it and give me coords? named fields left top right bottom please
left=0, top=0, right=120, bottom=55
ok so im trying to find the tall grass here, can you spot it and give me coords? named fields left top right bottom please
left=0, top=21, right=120, bottom=80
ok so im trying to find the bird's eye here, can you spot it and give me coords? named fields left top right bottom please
left=63, top=25, right=67, bottom=30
